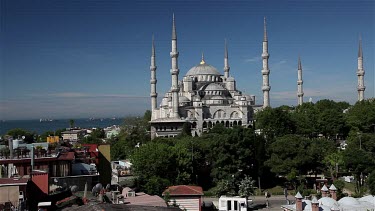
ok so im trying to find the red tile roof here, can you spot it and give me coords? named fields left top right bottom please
left=123, top=192, right=167, bottom=207
left=163, top=185, right=203, bottom=196
left=82, top=144, right=98, bottom=152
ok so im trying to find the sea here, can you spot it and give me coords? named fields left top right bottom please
left=0, top=118, right=125, bottom=135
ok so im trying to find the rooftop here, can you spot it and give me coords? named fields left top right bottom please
left=163, top=185, right=203, bottom=196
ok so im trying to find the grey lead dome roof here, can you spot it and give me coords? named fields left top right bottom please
left=185, top=59, right=222, bottom=76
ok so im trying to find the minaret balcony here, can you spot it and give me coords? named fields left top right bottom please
left=170, top=52, right=179, bottom=58
left=297, top=93, right=304, bottom=97
left=262, top=86, right=271, bottom=91
left=261, top=69, right=270, bottom=75
left=170, top=69, right=180, bottom=75
left=297, top=80, right=303, bottom=85
left=356, top=71, right=365, bottom=76
left=357, top=86, right=366, bottom=91
left=262, top=53, right=269, bottom=59
left=150, top=93, right=158, bottom=97
left=150, top=66, right=157, bottom=71
left=150, top=79, right=157, bottom=84
left=171, top=87, right=180, bottom=92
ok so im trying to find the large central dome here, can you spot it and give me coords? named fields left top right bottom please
left=185, top=58, right=222, bottom=77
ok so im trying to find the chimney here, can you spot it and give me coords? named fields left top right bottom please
left=311, top=196, right=319, bottom=211
left=295, top=192, right=303, bottom=211
left=8, top=138, right=13, bottom=159
left=321, top=185, right=329, bottom=197
left=329, top=184, right=337, bottom=200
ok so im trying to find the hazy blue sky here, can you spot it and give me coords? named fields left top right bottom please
left=0, top=0, right=374, bottom=120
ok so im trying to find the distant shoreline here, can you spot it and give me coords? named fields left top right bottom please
left=0, top=118, right=125, bottom=135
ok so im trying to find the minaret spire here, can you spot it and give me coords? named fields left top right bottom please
left=357, top=35, right=365, bottom=101
left=297, top=56, right=304, bottom=106
left=224, top=39, right=230, bottom=78
left=150, top=35, right=158, bottom=115
left=170, top=14, right=180, bottom=118
left=172, top=13, right=177, bottom=40
left=263, top=16, right=268, bottom=42
left=261, top=17, right=271, bottom=108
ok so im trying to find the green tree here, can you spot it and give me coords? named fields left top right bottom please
left=265, top=135, right=335, bottom=181
left=180, top=123, right=192, bottom=137
left=213, top=179, right=236, bottom=197
left=255, top=107, right=296, bottom=140
left=6, top=128, right=36, bottom=143
left=69, top=119, right=75, bottom=128
left=238, top=176, right=255, bottom=197
left=323, top=152, right=343, bottom=181
left=346, top=99, right=375, bottom=133
left=131, top=142, right=177, bottom=195
left=343, top=132, right=375, bottom=186
left=293, top=102, right=318, bottom=137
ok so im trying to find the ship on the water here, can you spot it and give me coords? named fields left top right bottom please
left=39, top=119, right=54, bottom=122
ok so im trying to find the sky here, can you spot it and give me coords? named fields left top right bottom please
left=0, top=0, right=374, bottom=120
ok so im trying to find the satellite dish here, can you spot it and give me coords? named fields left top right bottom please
left=22, top=136, right=25, bottom=140
left=93, top=183, right=103, bottom=193
left=70, top=185, right=78, bottom=193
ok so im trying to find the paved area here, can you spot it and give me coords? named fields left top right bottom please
left=204, top=195, right=292, bottom=211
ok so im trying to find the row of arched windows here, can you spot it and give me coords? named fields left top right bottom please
left=155, top=126, right=178, bottom=131
left=202, top=120, right=242, bottom=129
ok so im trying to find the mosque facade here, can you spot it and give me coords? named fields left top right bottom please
left=148, top=15, right=269, bottom=139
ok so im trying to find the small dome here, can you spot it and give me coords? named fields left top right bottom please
left=243, top=95, right=253, bottom=101
left=186, top=59, right=221, bottom=77
left=319, top=197, right=339, bottom=208
left=161, top=98, right=168, bottom=106
left=338, top=197, right=360, bottom=206
left=227, top=76, right=235, bottom=81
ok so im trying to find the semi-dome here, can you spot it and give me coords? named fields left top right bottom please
left=185, top=58, right=221, bottom=77
left=203, top=83, right=226, bottom=91
left=179, top=96, right=190, bottom=102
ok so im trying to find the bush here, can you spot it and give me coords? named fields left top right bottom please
left=368, top=170, right=375, bottom=195
left=333, top=180, right=346, bottom=199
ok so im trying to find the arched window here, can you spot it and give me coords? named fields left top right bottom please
left=203, top=121, right=207, bottom=129
left=192, top=122, right=197, bottom=128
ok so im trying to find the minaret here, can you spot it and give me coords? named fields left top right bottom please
left=150, top=35, right=158, bottom=113
left=170, top=14, right=180, bottom=118
left=261, top=17, right=271, bottom=107
left=357, top=36, right=365, bottom=101
left=224, top=39, right=230, bottom=78
left=297, top=56, right=304, bottom=106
